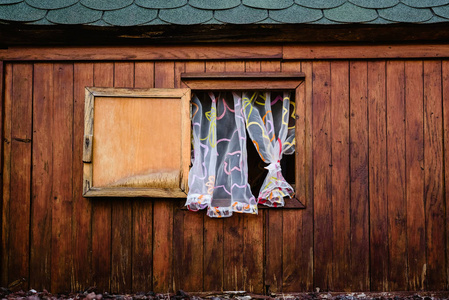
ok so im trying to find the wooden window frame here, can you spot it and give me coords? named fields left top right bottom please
left=83, top=87, right=191, bottom=198
left=182, top=72, right=307, bottom=208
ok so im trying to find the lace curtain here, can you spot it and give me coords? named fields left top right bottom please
left=186, top=91, right=295, bottom=218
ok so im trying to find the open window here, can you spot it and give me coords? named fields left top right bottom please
left=182, top=72, right=306, bottom=217
left=82, top=72, right=306, bottom=217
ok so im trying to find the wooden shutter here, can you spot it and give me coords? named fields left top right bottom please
left=83, top=87, right=191, bottom=197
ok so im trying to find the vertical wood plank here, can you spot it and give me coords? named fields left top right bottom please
left=443, top=60, right=449, bottom=291
left=243, top=60, right=263, bottom=294
left=386, top=60, right=407, bottom=290
left=423, top=60, right=446, bottom=290
left=300, top=61, right=314, bottom=292
left=405, top=61, right=426, bottom=291
left=0, top=60, right=3, bottom=287
left=111, top=62, right=134, bottom=293
left=72, top=63, right=94, bottom=291
left=368, top=61, right=389, bottom=291
left=132, top=62, right=154, bottom=293
left=1, top=63, right=12, bottom=287
left=281, top=61, right=303, bottom=292
left=223, top=60, right=246, bottom=292
left=349, top=61, right=370, bottom=291
left=51, top=63, right=74, bottom=292
left=91, top=62, right=114, bottom=292
left=312, top=61, right=333, bottom=291
left=30, top=63, right=53, bottom=290
left=153, top=61, right=175, bottom=293
left=261, top=61, right=284, bottom=293
left=203, top=61, right=225, bottom=292
left=8, top=63, right=33, bottom=290
left=330, top=61, right=351, bottom=292
left=173, top=61, right=204, bottom=292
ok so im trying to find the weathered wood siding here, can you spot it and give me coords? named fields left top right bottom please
left=1, top=57, right=448, bottom=293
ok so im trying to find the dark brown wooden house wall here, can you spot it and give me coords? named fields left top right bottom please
left=1, top=57, right=448, bottom=293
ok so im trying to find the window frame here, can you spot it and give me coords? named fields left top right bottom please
left=181, top=71, right=307, bottom=208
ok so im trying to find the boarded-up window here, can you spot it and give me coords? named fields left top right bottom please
left=83, top=87, right=191, bottom=197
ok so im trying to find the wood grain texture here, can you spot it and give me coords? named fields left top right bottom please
left=173, top=61, right=204, bottom=292
left=405, top=61, right=426, bottom=291
left=243, top=60, right=264, bottom=294
left=223, top=61, right=246, bottom=292
left=0, top=45, right=282, bottom=61
left=91, top=62, right=114, bottom=292
left=349, top=61, right=370, bottom=291
left=202, top=61, right=225, bottom=292
left=261, top=61, right=284, bottom=293
left=132, top=62, right=154, bottom=293
left=283, top=44, right=449, bottom=60
left=152, top=61, right=175, bottom=293
left=110, top=62, right=134, bottom=293
left=312, top=61, right=332, bottom=291
left=330, top=61, right=350, bottom=292
left=51, top=63, right=74, bottom=292
left=423, top=60, right=446, bottom=290
left=8, top=63, right=33, bottom=291
left=1, top=63, right=12, bottom=287
left=443, top=60, right=449, bottom=292
left=386, top=60, right=407, bottom=291
left=30, top=63, right=53, bottom=291
left=299, top=61, right=314, bottom=292
left=368, top=61, right=389, bottom=291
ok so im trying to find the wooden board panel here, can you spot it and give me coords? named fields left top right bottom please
left=8, top=63, right=33, bottom=291
left=1, top=63, right=12, bottom=287
left=51, top=63, right=74, bottom=292
left=132, top=62, right=154, bottom=293
left=152, top=61, right=175, bottom=293
left=283, top=44, right=449, bottom=60
left=260, top=61, right=284, bottom=293
left=349, top=61, right=369, bottom=291
left=423, top=60, right=446, bottom=290
left=110, top=62, right=134, bottom=293
left=30, top=63, right=53, bottom=290
left=311, top=61, right=332, bottom=291
left=368, top=61, right=389, bottom=291
left=243, top=60, right=264, bottom=294
left=404, top=61, right=426, bottom=291
left=223, top=61, right=246, bottom=292
left=299, top=61, right=314, bottom=291
left=172, top=61, right=204, bottom=292
left=330, top=61, right=350, bottom=292
left=72, top=63, right=94, bottom=291
left=386, top=61, right=407, bottom=291
left=0, top=45, right=282, bottom=61
left=91, top=62, right=114, bottom=292
left=443, top=60, right=449, bottom=292
left=202, top=61, right=225, bottom=292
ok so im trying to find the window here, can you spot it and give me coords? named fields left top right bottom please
left=83, top=72, right=306, bottom=217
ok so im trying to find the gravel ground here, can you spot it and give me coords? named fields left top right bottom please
left=1, top=289, right=449, bottom=300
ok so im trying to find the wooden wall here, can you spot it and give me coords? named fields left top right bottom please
left=1, top=55, right=448, bottom=293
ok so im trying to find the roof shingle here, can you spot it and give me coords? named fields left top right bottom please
left=215, top=4, right=268, bottom=24
left=378, top=3, right=433, bottom=22
left=0, top=1, right=45, bottom=22
left=46, top=2, right=102, bottom=24
left=324, top=2, right=377, bottom=23
left=103, top=4, right=158, bottom=26
left=159, top=5, right=213, bottom=25
left=270, top=4, right=322, bottom=23
left=25, top=0, right=77, bottom=10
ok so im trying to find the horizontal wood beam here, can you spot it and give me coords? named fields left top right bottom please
left=0, top=45, right=282, bottom=61
left=181, top=72, right=305, bottom=79
left=283, top=44, right=449, bottom=60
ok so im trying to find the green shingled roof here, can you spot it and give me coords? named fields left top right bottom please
left=1, top=0, right=449, bottom=25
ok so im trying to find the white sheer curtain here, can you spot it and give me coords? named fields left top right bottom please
left=186, top=91, right=295, bottom=217
left=241, top=91, right=295, bottom=207
left=186, top=92, right=257, bottom=218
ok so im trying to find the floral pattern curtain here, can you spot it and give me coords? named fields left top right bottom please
left=186, top=92, right=257, bottom=218
left=186, top=91, right=295, bottom=218
left=241, top=91, right=295, bottom=207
